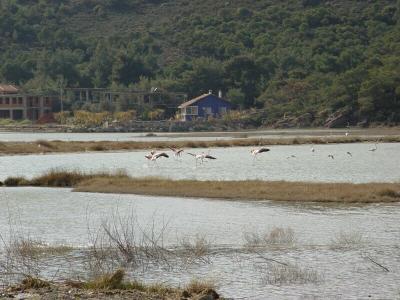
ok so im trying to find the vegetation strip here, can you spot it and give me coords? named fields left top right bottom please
left=2, top=271, right=220, bottom=300
left=4, top=171, right=400, bottom=203
left=0, top=135, right=399, bottom=155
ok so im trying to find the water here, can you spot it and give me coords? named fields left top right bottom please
left=1, top=143, right=399, bottom=183
left=1, top=187, right=399, bottom=299
left=0, top=128, right=395, bottom=142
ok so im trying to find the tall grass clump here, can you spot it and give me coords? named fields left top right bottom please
left=262, top=264, right=322, bottom=285
left=30, top=169, right=88, bottom=187
left=330, top=231, right=365, bottom=250
left=179, top=234, right=212, bottom=264
left=4, top=177, right=29, bottom=186
left=84, top=269, right=127, bottom=290
left=244, top=227, right=295, bottom=248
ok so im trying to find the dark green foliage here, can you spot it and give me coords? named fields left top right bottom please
left=0, top=0, right=399, bottom=124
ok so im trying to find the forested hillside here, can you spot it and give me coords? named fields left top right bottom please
left=1, top=0, right=400, bottom=125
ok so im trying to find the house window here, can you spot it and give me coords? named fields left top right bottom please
left=184, top=106, right=198, bottom=115
left=12, top=98, right=17, bottom=105
left=18, top=97, right=23, bottom=105
left=203, top=107, right=212, bottom=114
left=5, top=98, right=9, bottom=105
left=0, top=98, right=3, bottom=105
left=219, top=107, right=227, bottom=114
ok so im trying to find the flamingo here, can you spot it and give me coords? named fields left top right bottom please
left=369, top=144, right=378, bottom=152
left=187, top=152, right=216, bottom=165
left=251, top=147, right=270, bottom=160
left=169, top=147, right=184, bottom=158
left=145, top=151, right=169, bottom=164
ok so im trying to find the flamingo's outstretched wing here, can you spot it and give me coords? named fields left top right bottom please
left=258, top=148, right=270, bottom=153
left=155, top=152, right=169, bottom=158
left=205, top=155, right=216, bottom=160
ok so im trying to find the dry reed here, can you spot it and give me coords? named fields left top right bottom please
left=74, top=176, right=400, bottom=203
left=4, top=170, right=400, bottom=203
left=0, top=135, right=398, bottom=155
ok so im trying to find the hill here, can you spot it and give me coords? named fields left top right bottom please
left=0, top=0, right=399, bottom=126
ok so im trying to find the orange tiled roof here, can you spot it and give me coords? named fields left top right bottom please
left=0, top=84, right=19, bottom=94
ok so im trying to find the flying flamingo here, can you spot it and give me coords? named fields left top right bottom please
left=145, top=150, right=169, bottom=165
left=169, top=147, right=184, bottom=159
left=251, top=147, right=270, bottom=161
left=187, top=152, right=216, bottom=165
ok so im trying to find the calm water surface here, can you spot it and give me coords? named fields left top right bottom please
left=0, top=128, right=395, bottom=142
left=0, top=188, right=399, bottom=299
left=0, top=143, right=399, bottom=183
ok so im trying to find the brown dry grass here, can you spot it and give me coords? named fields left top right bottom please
left=74, top=176, right=400, bottom=203
left=5, top=170, right=400, bottom=203
left=0, top=135, right=399, bottom=155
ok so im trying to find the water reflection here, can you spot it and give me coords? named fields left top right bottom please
left=0, top=143, right=399, bottom=183
left=0, top=187, right=399, bottom=299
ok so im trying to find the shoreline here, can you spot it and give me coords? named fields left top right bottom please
left=0, top=135, right=399, bottom=155
left=4, top=171, right=400, bottom=203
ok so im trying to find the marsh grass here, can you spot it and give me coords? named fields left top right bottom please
left=0, top=135, right=398, bottom=155
left=5, top=170, right=400, bottom=203
left=178, top=234, right=212, bottom=264
left=262, top=264, right=322, bottom=285
left=184, top=278, right=218, bottom=297
left=21, top=276, right=51, bottom=289
left=4, top=177, right=29, bottom=186
left=11, top=238, right=73, bottom=258
left=244, top=227, right=295, bottom=249
left=74, top=176, right=400, bottom=203
left=330, top=231, right=365, bottom=250
left=83, top=269, right=217, bottom=299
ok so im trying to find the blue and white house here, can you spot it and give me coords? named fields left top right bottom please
left=178, top=91, right=232, bottom=121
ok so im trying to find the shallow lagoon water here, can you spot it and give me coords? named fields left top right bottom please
left=0, top=143, right=399, bottom=183
left=0, top=128, right=396, bottom=142
left=0, top=187, right=399, bottom=299
left=0, top=135, right=399, bottom=298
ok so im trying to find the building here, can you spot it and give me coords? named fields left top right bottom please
left=0, top=84, right=55, bottom=121
left=178, top=91, right=231, bottom=121
left=63, top=87, right=187, bottom=118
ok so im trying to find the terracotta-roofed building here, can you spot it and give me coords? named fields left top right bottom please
left=0, top=84, right=19, bottom=94
left=178, top=91, right=231, bottom=121
left=0, top=83, right=56, bottom=121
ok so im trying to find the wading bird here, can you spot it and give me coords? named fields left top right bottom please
left=328, top=154, right=334, bottom=159
left=145, top=151, right=169, bottom=164
left=187, top=152, right=216, bottom=165
left=369, top=143, right=378, bottom=152
left=346, top=151, right=352, bottom=157
left=169, top=147, right=184, bottom=158
left=251, top=147, right=270, bottom=160
left=311, top=147, right=315, bottom=153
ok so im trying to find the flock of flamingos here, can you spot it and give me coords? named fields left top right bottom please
left=143, top=142, right=379, bottom=165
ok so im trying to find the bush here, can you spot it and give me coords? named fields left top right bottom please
left=4, top=177, right=28, bottom=186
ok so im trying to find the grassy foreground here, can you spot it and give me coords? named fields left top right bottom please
left=4, top=170, right=400, bottom=203
left=0, top=135, right=399, bottom=155
left=3, top=270, right=220, bottom=300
